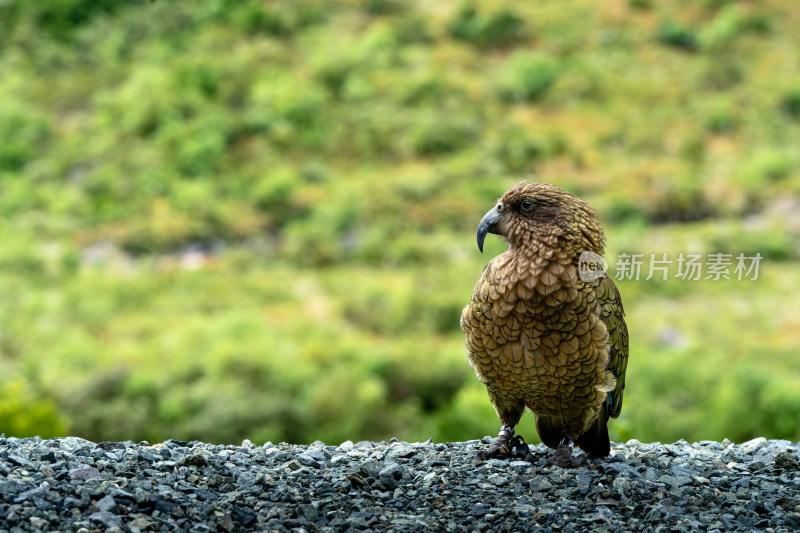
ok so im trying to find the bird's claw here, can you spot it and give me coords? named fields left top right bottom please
left=545, top=441, right=587, bottom=468
left=476, top=439, right=509, bottom=461
left=477, top=426, right=525, bottom=461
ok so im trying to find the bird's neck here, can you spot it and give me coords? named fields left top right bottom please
left=497, top=238, right=563, bottom=283
left=506, top=233, right=560, bottom=264
left=499, top=235, right=602, bottom=291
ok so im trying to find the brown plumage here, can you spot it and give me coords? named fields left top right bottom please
left=460, top=183, right=628, bottom=466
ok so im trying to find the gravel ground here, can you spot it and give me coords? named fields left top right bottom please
left=1, top=435, right=799, bottom=532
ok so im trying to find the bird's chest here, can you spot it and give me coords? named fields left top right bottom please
left=469, top=275, right=603, bottom=396
left=474, top=271, right=592, bottom=348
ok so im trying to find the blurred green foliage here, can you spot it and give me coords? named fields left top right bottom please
left=0, top=380, right=65, bottom=438
left=1, top=0, right=799, bottom=445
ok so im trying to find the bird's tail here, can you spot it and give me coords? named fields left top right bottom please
left=534, top=415, right=563, bottom=450
left=576, top=414, right=610, bottom=458
left=535, top=414, right=611, bottom=458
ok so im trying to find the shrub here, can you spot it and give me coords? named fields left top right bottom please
left=779, top=87, right=800, bottom=120
left=447, top=4, right=527, bottom=49
left=699, top=4, right=745, bottom=52
left=644, top=180, right=715, bottom=224
left=409, top=116, right=478, bottom=156
left=704, top=100, right=738, bottom=133
left=656, top=19, right=698, bottom=51
left=0, top=101, right=51, bottom=172
left=697, top=56, right=743, bottom=90
left=361, top=0, right=405, bottom=16
left=248, top=73, right=331, bottom=149
left=5, top=0, right=128, bottom=39
left=699, top=4, right=771, bottom=53
left=0, top=379, right=65, bottom=438
left=497, top=51, right=560, bottom=103
left=232, top=3, right=291, bottom=36
left=734, top=148, right=794, bottom=195
left=488, top=126, right=547, bottom=173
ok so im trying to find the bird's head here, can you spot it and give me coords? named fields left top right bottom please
left=477, top=182, right=605, bottom=257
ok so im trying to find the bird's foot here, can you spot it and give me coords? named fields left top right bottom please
left=477, top=425, right=523, bottom=461
left=545, top=439, right=587, bottom=468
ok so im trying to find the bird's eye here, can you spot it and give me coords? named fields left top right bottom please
left=520, top=199, right=534, bottom=211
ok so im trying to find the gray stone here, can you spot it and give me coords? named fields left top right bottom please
left=236, top=472, right=259, bottom=488
left=6, top=454, right=34, bottom=469
left=13, top=486, right=48, bottom=503
left=89, top=511, right=121, bottom=528
left=30, top=516, right=48, bottom=529
left=284, top=460, right=302, bottom=471
left=741, top=437, right=768, bottom=455
left=488, top=474, right=509, bottom=487
left=95, top=495, right=118, bottom=514
left=68, top=466, right=103, bottom=481
left=468, top=504, right=492, bottom=517
left=296, top=453, right=321, bottom=469
left=605, top=461, right=641, bottom=478
left=330, top=454, right=349, bottom=465
left=178, top=453, right=209, bottom=467
left=57, top=437, right=95, bottom=451
left=530, top=477, right=553, bottom=492
left=299, top=503, right=317, bottom=521
left=658, top=475, right=693, bottom=487
left=231, top=506, right=257, bottom=526
left=774, top=451, right=799, bottom=470
left=128, top=517, right=154, bottom=530
left=357, top=459, right=380, bottom=478
left=385, top=445, right=416, bottom=461
left=378, top=462, right=405, bottom=484
left=305, top=450, right=327, bottom=462
left=0, top=478, right=18, bottom=492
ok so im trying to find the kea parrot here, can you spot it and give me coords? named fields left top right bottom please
left=461, top=183, right=628, bottom=467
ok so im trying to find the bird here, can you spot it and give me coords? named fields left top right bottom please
left=460, top=182, right=628, bottom=467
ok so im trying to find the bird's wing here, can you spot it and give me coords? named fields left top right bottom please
left=596, top=275, right=628, bottom=419
left=461, top=261, right=505, bottom=383
left=461, top=260, right=522, bottom=393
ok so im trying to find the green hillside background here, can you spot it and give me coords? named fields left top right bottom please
left=1, top=0, right=799, bottom=445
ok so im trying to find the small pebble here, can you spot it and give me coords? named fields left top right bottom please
left=1, top=437, right=798, bottom=531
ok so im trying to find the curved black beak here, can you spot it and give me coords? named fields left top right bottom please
left=477, top=204, right=503, bottom=253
